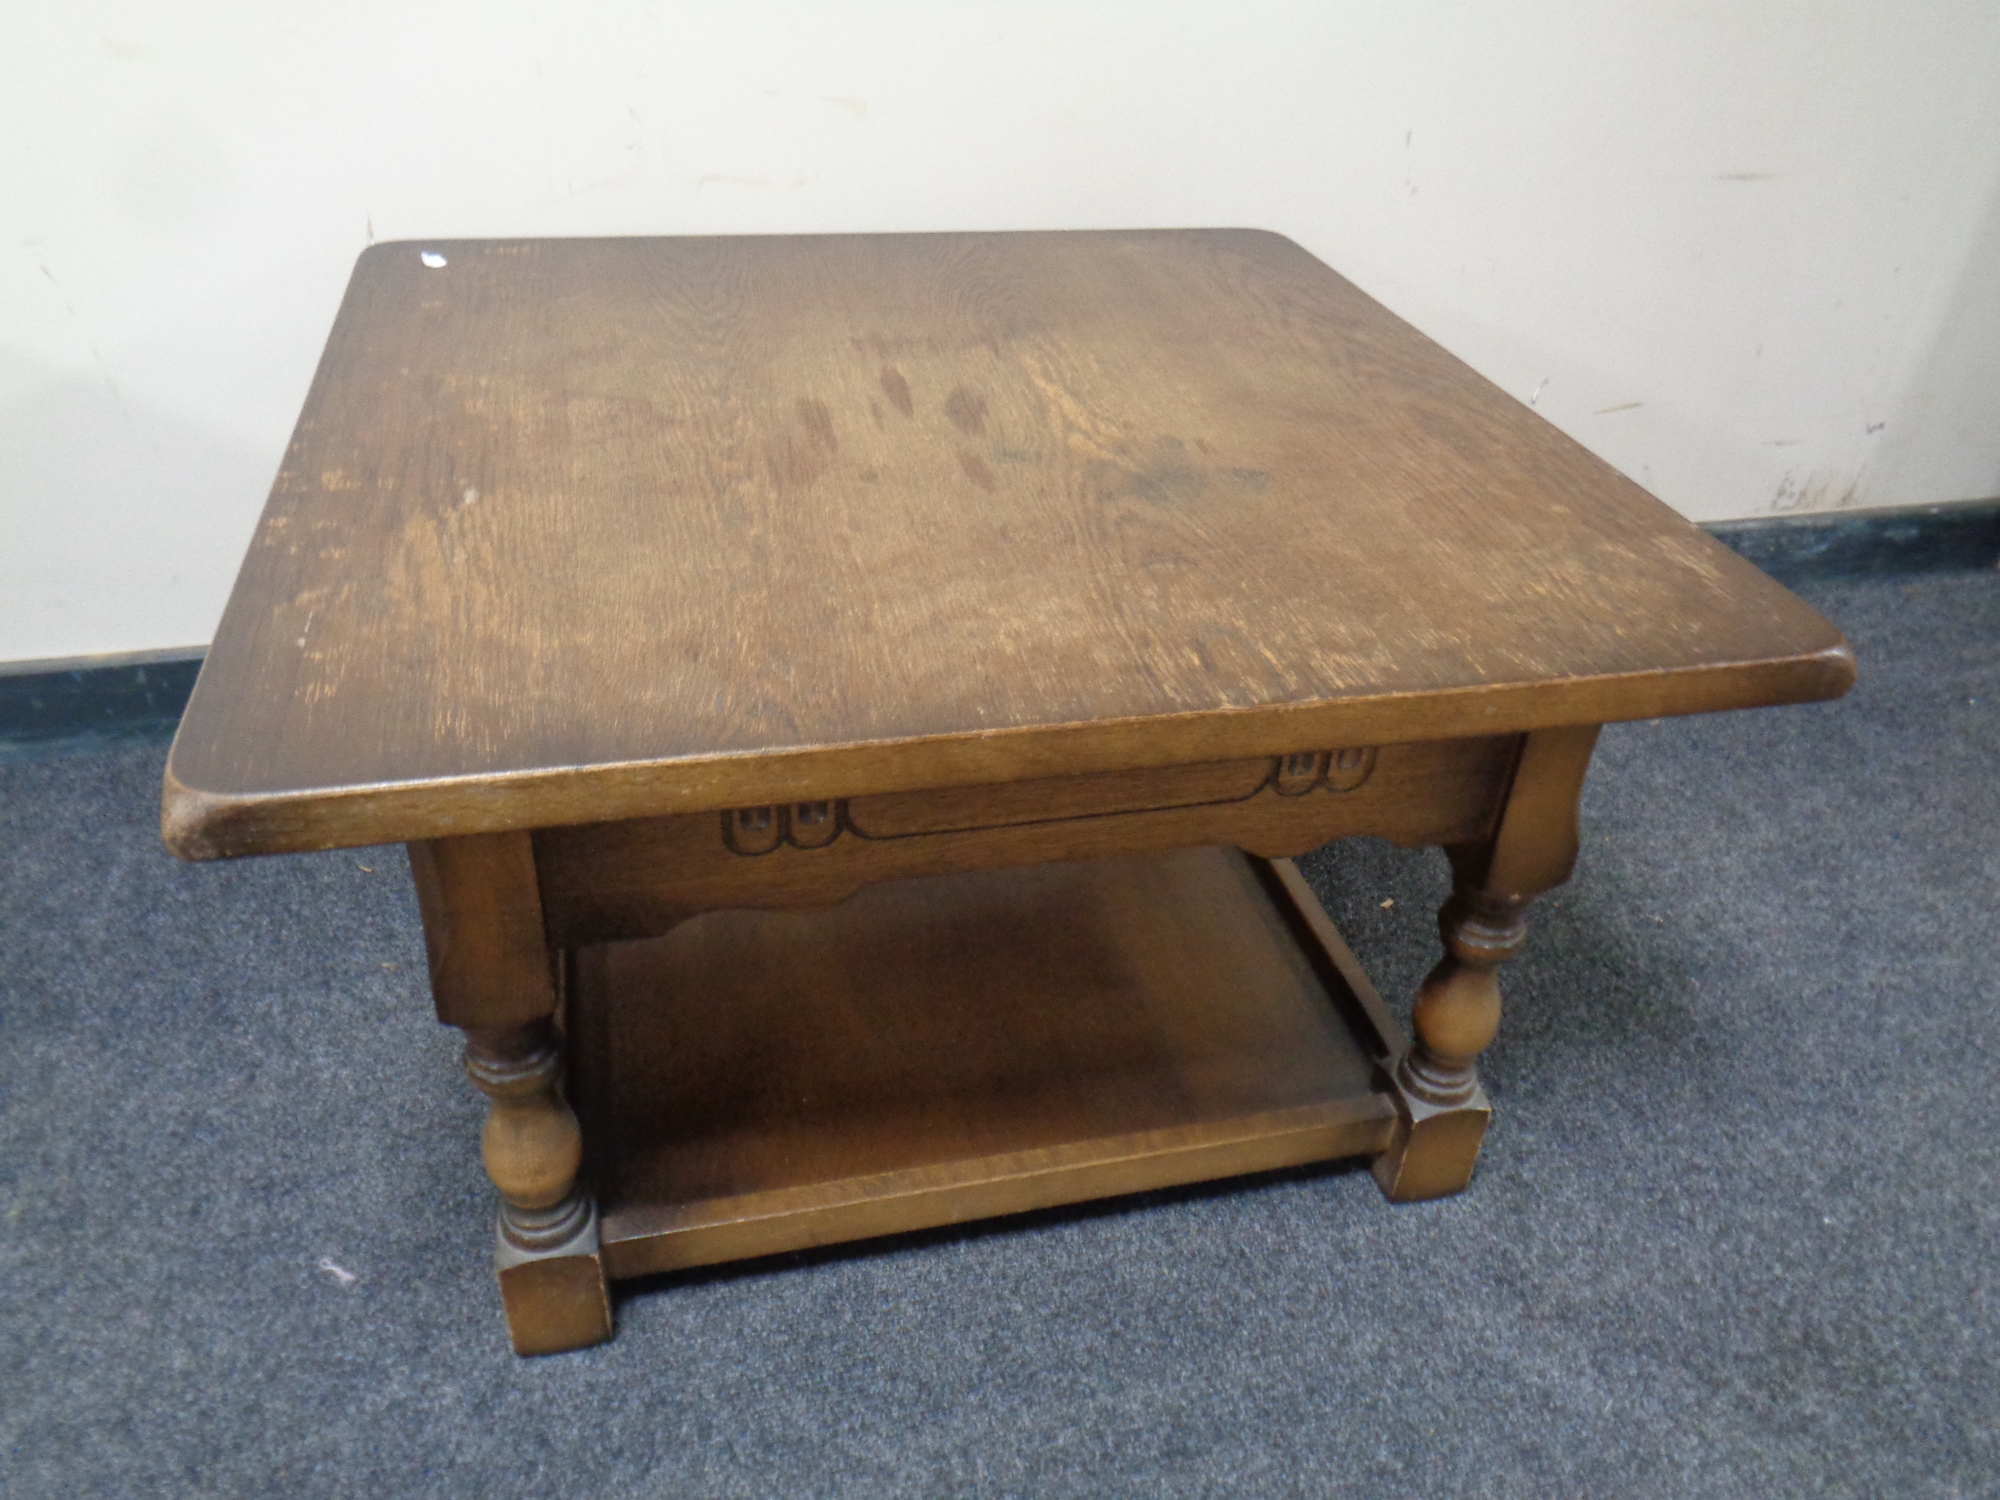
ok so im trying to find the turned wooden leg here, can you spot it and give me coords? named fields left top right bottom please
left=1371, top=878, right=1527, bottom=1200
left=463, top=1018, right=610, bottom=1356
left=409, top=833, right=612, bottom=1355
left=1374, top=724, right=1601, bottom=1202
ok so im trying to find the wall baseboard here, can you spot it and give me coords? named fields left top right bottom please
left=3, top=499, right=1994, bottom=749
left=1704, top=497, right=2000, bottom=584
left=0, top=648, right=205, bottom=750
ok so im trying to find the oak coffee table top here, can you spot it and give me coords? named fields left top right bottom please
left=162, top=229, right=1852, bottom=862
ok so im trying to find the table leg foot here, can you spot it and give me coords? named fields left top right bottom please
left=1372, top=1073, right=1491, bottom=1201
left=495, top=1194, right=612, bottom=1356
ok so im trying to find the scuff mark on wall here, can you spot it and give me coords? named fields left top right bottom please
left=38, top=262, right=133, bottom=426
left=1772, top=470, right=1860, bottom=514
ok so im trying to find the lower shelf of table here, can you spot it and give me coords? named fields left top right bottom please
left=566, top=846, right=1406, bottom=1283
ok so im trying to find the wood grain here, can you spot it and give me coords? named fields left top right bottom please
left=163, top=230, right=1853, bottom=859
left=565, top=847, right=1398, bottom=1278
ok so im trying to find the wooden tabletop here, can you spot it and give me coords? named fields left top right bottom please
left=164, top=230, right=1852, bottom=858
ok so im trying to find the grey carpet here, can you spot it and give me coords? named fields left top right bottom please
left=2, top=570, right=1994, bottom=1497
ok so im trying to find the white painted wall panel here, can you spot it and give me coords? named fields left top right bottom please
left=5, top=2, right=1997, bottom=660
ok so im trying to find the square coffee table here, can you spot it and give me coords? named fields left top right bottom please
left=163, top=230, right=1854, bottom=1355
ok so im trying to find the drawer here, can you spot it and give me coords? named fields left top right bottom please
left=535, top=735, right=1521, bottom=946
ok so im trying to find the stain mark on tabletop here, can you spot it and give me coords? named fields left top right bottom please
left=1594, top=401, right=1643, bottom=415
left=943, top=385, right=988, bottom=436
left=958, top=450, right=997, bottom=492
left=795, top=398, right=837, bottom=451
left=1091, top=437, right=1210, bottom=509
left=880, top=367, right=915, bottom=418
left=764, top=399, right=839, bottom=489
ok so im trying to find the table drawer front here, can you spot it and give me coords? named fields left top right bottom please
left=536, top=735, right=1520, bottom=946
left=844, top=756, right=1281, bottom=838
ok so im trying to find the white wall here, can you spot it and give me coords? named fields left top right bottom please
left=6, top=1, right=1999, bottom=663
